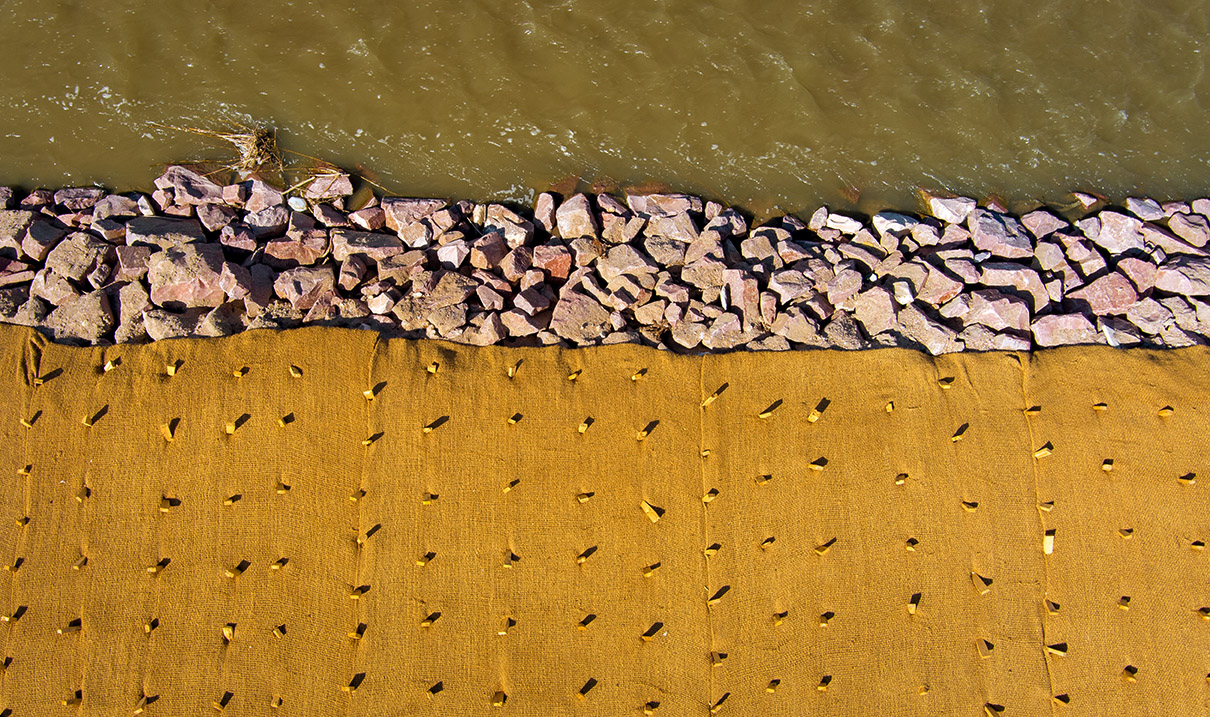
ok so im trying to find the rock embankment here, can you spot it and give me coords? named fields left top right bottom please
left=1, top=167, right=1208, bottom=353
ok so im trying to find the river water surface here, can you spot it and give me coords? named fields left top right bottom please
left=3, top=0, right=1209, bottom=212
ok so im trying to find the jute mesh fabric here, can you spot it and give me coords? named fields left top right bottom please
left=0, top=323, right=1206, bottom=716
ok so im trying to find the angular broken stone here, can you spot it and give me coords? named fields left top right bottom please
left=43, top=290, right=114, bottom=344
left=550, top=290, right=610, bottom=343
left=1087, top=211, right=1145, bottom=254
left=53, top=187, right=105, bottom=211
left=1020, top=210, right=1068, bottom=239
left=147, top=243, right=226, bottom=308
left=598, top=244, right=657, bottom=283
left=644, top=213, right=699, bottom=243
left=304, top=173, right=354, bottom=200
left=1125, top=297, right=1173, bottom=335
left=979, top=263, right=1049, bottom=312
left=142, top=306, right=209, bottom=341
left=1067, top=272, right=1137, bottom=315
left=555, top=193, right=598, bottom=240
left=125, top=216, right=205, bottom=248
left=45, top=232, right=112, bottom=282
left=702, top=311, right=751, bottom=350
left=195, top=301, right=248, bottom=338
left=823, top=310, right=869, bottom=350
left=1167, top=212, right=1210, bottom=248
left=969, top=209, right=1033, bottom=259
left=30, top=269, right=80, bottom=306
left=922, top=192, right=976, bottom=224
left=626, top=193, right=703, bottom=217
left=273, top=266, right=336, bottom=311
left=330, top=228, right=404, bottom=262
left=485, top=204, right=534, bottom=248
left=382, top=197, right=446, bottom=233
left=531, top=243, right=572, bottom=280
left=533, top=192, right=557, bottom=235
left=156, top=166, right=225, bottom=206
left=20, top=220, right=67, bottom=263
left=1124, top=196, right=1165, bottom=222
left=1031, top=313, right=1098, bottom=347
left=469, top=232, right=509, bottom=270
left=1155, top=255, right=1210, bottom=296
left=852, top=285, right=897, bottom=336
left=897, top=304, right=962, bottom=355
left=964, top=289, right=1030, bottom=332
left=196, top=203, right=237, bottom=233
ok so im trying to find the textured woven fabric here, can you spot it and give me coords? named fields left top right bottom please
left=0, top=324, right=1206, bottom=716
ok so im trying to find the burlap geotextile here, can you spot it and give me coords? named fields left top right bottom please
left=0, top=324, right=1205, bottom=716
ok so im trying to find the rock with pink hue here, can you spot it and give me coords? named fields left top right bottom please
left=304, top=173, right=353, bottom=200
left=43, top=290, right=113, bottom=344
left=555, top=193, right=598, bottom=239
left=0, top=258, right=34, bottom=288
left=964, top=289, right=1030, bottom=332
left=422, top=271, right=478, bottom=310
left=645, top=213, right=699, bottom=243
left=898, top=304, right=962, bottom=355
left=156, top=166, right=224, bottom=205
left=724, top=269, right=760, bottom=326
left=125, top=216, right=205, bottom=248
left=922, top=191, right=976, bottom=224
left=626, top=193, right=703, bottom=217
left=218, top=262, right=254, bottom=300
left=20, top=220, right=67, bottom=262
left=29, top=269, right=79, bottom=305
left=1066, top=272, right=1137, bottom=314
left=264, top=232, right=329, bottom=269
left=142, top=306, right=209, bottom=340
left=853, top=285, right=896, bottom=336
left=1031, top=313, right=1098, bottom=347
left=0, top=210, right=35, bottom=256
left=969, top=209, right=1033, bottom=259
left=1116, top=257, right=1157, bottom=293
left=550, top=290, right=610, bottom=342
left=1087, top=211, right=1145, bottom=253
left=1125, top=297, right=1173, bottom=334
left=274, top=266, right=335, bottom=311
left=381, top=197, right=446, bottom=233
left=979, top=263, right=1049, bottom=311
left=218, top=223, right=257, bottom=253
left=147, top=243, right=227, bottom=309
left=53, top=187, right=105, bottom=211
left=375, top=250, right=426, bottom=285
left=1125, top=197, right=1165, bottom=222
left=1155, top=255, right=1210, bottom=295
left=1021, top=210, right=1067, bottom=239
left=338, top=255, right=367, bottom=291
left=112, top=246, right=152, bottom=283
left=244, top=180, right=284, bottom=213
left=498, top=246, right=533, bottom=283
left=221, top=184, right=248, bottom=206
left=513, top=286, right=552, bottom=315
left=598, top=245, right=657, bottom=282
left=1168, top=212, right=1210, bottom=247
left=826, top=267, right=863, bottom=307
left=485, top=204, right=534, bottom=248
left=702, top=312, right=752, bottom=349
left=469, top=232, right=508, bottom=270
left=348, top=206, right=385, bottom=231
left=244, top=205, right=289, bottom=239
left=460, top=311, right=506, bottom=346
left=45, top=232, right=112, bottom=281
left=435, top=240, right=470, bottom=269
left=195, top=203, right=237, bottom=233
left=916, top=263, right=965, bottom=306
left=532, top=243, right=572, bottom=280
left=533, top=193, right=556, bottom=235
left=330, top=228, right=404, bottom=262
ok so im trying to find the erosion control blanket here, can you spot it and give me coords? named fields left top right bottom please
left=0, top=323, right=1206, bottom=716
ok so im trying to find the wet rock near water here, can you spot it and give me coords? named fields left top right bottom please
left=2, top=166, right=1210, bottom=353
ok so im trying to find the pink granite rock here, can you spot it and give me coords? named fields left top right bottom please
left=532, top=243, right=572, bottom=280
left=964, top=289, right=1030, bottom=332
left=626, top=193, right=703, bottom=217
left=922, top=192, right=976, bottom=224
left=303, top=173, right=353, bottom=200
left=555, top=193, right=598, bottom=239
left=598, top=245, right=657, bottom=282
left=1087, top=211, right=1145, bottom=253
left=1155, top=255, right=1210, bottom=296
left=533, top=193, right=557, bottom=235
left=264, top=231, right=329, bottom=269
left=381, top=197, right=446, bottom=233
left=273, top=266, right=336, bottom=311
left=348, top=206, right=385, bottom=231
left=1168, top=212, right=1210, bottom=247
left=330, top=228, right=404, bottom=262
left=156, top=166, right=224, bottom=205
left=125, top=216, right=205, bottom=248
left=1067, top=272, right=1137, bottom=314
left=485, top=204, right=534, bottom=248
left=979, top=263, right=1049, bottom=312
left=1021, top=210, right=1068, bottom=239
left=43, top=289, right=114, bottom=344
left=20, top=220, right=67, bottom=262
left=469, top=232, right=508, bottom=270
left=147, top=243, right=227, bottom=308
left=550, top=290, right=610, bottom=342
left=853, top=285, right=896, bottom=336
left=245, top=179, right=284, bottom=213
left=898, top=304, right=963, bottom=355
left=1031, top=313, right=1098, bottom=346
left=45, top=232, right=112, bottom=281
left=53, top=187, right=105, bottom=211
left=969, top=209, right=1033, bottom=259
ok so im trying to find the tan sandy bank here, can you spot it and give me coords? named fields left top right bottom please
left=0, top=323, right=1207, bottom=715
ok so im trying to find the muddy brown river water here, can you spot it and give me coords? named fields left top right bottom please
left=2, top=0, right=1209, bottom=213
